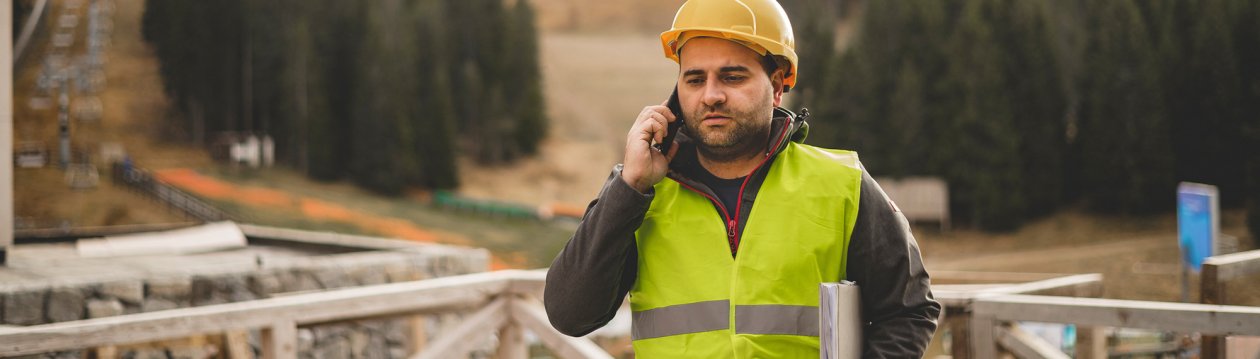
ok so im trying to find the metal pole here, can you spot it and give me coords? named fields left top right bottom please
left=1, top=0, right=13, bottom=265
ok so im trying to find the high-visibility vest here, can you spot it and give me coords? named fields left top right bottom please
left=631, top=142, right=863, bottom=358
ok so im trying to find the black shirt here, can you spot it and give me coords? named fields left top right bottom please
left=681, top=158, right=746, bottom=221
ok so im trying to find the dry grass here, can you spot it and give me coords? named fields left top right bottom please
left=455, top=32, right=678, bottom=207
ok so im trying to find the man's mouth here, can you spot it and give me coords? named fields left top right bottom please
left=701, top=114, right=732, bottom=124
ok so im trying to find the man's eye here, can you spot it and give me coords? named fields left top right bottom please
left=723, top=75, right=746, bottom=82
left=686, top=78, right=704, bottom=85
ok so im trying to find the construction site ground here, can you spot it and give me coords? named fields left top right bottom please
left=11, top=0, right=1258, bottom=305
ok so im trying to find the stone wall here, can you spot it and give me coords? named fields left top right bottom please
left=1, top=226, right=489, bottom=359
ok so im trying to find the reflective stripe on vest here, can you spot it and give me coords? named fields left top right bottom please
left=631, top=302, right=820, bottom=340
left=631, top=300, right=729, bottom=340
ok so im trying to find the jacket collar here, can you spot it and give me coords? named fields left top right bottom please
left=666, top=107, right=810, bottom=189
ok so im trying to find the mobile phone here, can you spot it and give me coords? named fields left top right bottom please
left=653, top=87, right=684, bottom=153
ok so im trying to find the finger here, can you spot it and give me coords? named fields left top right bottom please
left=653, top=105, right=677, bottom=123
left=648, top=113, right=667, bottom=144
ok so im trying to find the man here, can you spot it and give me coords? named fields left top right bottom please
left=545, top=0, right=940, bottom=357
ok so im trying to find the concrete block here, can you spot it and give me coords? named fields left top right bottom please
left=351, top=267, right=388, bottom=286
left=285, top=271, right=322, bottom=292
left=168, top=344, right=217, bottom=359
left=3, top=290, right=47, bottom=325
left=125, top=348, right=170, bottom=359
left=311, top=339, right=350, bottom=359
left=100, top=280, right=144, bottom=304
left=87, top=299, right=124, bottom=318
left=147, top=277, right=192, bottom=300
left=384, top=265, right=421, bottom=283
left=141, top=298, right=179, bottom=312
left=313, top=268, right=352, bottom=289
left=51, top=350, right=84, bottom=359
left=298, top=328, right=316, bottom=353
left=46, top=288, right=87, bottom=322
left=248, top=272, right=284, bottom=298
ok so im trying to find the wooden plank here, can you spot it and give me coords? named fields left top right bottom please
left=946, top=313, right=972, bottom=359
left=1203, top=263, right=1226, bottom=359
left=260, top=321, right=296, bottom=359
left=0, top=270, right=530, bottom=356
left=1074, top=326, right=1107, bottom=359
left=496, top=321, right=528, bottom=359
left=1203, top=249, right=1260, bottom=281
left=95, top=345, right=118, bottom=359
left=0, top=0, right=12, bottom=267
left=414, top=297, right=509, bottom=359
left=935, top=273, right=1104, bottom=308
left=968, top=314, right=998, bottom=359
left=224, top=330, right=254, bottom=359
left=973, top=294, right=1260, bottom=336
left=506, top=270, right=547, bottom=297
left=996, top=324, right=1071, bottom=359
left=508, top=296, right=612, bottom=359
left=76, top=221, right=246, bottom=257
left=407, top=315, right=427, bottom=357
left=238, top=224, right=423, bottom=251
left=932, top=271, right=1067, bottom=284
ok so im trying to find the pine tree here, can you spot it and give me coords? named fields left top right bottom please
left=1075, top=0, right=1172, bottom=214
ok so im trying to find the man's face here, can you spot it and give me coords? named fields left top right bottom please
left=677, top=37, right=784, bottom=160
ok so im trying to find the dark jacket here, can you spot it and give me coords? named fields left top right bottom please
left=545, top=108, right=941, bottom=358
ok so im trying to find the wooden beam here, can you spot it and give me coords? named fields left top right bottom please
left=95, top=345, right=118, bottom=359
left=1203, top=249, right=1260, bottom=281
left=972, top=294, right=1260, bottom=336
left=935, top=273, right=1104, bottom=308
left=932, top=271, right=1068, bottom=284
left=945, top=313, right=972, bottom=359
left=0, top=0, right=12, bottom=266
left=508, top=296, right=612, bottom=359
left=260, top=321, right=296, bottom=359
left=0, top=270, right=535, bottom=356
left=968, top=314, right=997, bottom=359
left=1199, top=250, right=1257, bottom=359
left=414, top=297, right=509, bottom=359
left=224, top=330, right=254, bottom=359
left=407, top=315, right=428, bottom=357
left=496, top=321, right=527, bottom=359
left=996, top=324, right=1071, bottom=359
left=1073, top=326, right=1107, bottom=359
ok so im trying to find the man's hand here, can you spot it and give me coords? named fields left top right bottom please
left=622, top=101, right=680, bottom=193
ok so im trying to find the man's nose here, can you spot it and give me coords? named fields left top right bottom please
left=701, top=79, right=727, bottom=108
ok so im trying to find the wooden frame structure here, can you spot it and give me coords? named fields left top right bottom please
left=933, top=271, right=1106, bottom=359
left=1201, top=249, right=1260, bottom=358
left=939, top=252, right=1260, bottom=359
left=0, top=270, right=612, bottom=359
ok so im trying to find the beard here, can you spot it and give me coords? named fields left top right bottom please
left=683, top=96, right=774, bottom=162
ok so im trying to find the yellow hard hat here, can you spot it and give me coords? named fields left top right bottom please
left=661, top=0, right=798, bottom=91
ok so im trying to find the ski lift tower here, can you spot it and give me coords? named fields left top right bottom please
left=2, top=0, right=14, bottom=265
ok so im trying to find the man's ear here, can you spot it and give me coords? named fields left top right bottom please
left=770, top=69, right=785, bottom=107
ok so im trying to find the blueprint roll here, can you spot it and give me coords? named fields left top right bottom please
left=820, top=281, right=861, bottom=359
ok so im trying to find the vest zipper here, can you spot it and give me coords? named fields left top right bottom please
left=725, top=117, right=794, bottom=256
left=673, top=117, right=795, bottom=257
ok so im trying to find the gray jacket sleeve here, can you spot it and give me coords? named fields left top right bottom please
left=544, top=165, right=647, bottom=337
left=847, top=172, right=942, bottom=358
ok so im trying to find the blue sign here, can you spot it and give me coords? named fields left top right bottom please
left=1177, top=183, right=1218, bottom=271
